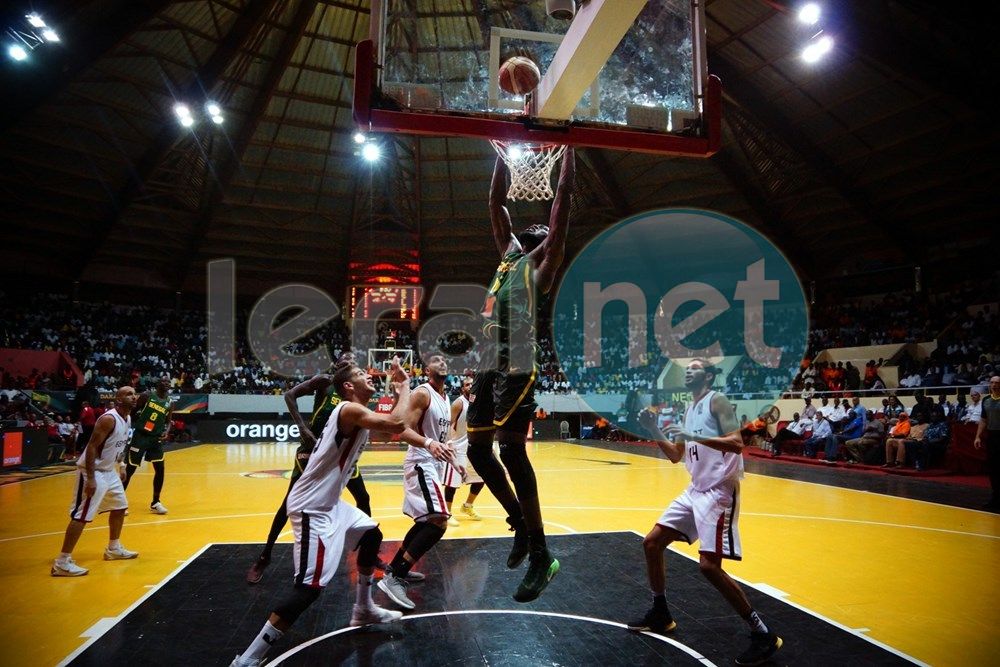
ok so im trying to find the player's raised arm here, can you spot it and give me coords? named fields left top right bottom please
left=638, top=407, right=684, bottom=463
left=533, top=146, right=575, bottom=294
left=490, top=155, right=516, bottom=256
left=284, top=374, right=332, bottom=448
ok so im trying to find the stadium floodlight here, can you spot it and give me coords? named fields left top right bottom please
left=174, top=103, right=192, bottom=118
left=26, top=14, right=45, bottom=28
left=211, top=114, right=224, bottom=124
left=206, top=102, right=221, bottom=116
left=353, top=131, right=367, bottom=144
left=41, top=29, right=59, bottom=42
left=507, top=144, right=525, bottom=160
left=797, top=3, right=821, bottom=25
left=8, top=44, right=28, bottom=61
left=802, top=35, right=833, bottom=63
left=362, top=142, right=381, bottom=162
left=180, top=115, right=195, bottom=128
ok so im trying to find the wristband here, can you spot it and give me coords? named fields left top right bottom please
left=424, top=437, right=435, bottom=449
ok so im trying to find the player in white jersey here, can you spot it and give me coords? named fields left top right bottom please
left=443, top=376, right=486, bottom=524
left=231, top=359, right=456, bottom=667
left=378, top=354, right=461, bottom=610
left=626, top=360, right=782, bottom=667
left=51, top=386, right=140, bottom=577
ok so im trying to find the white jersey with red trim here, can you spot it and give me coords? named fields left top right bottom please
left=77, top=410, right=131, bottom=472
left=404, top=383, right=451, bottom=466
left=453, top=395, right=469, bottom=444
left=683, top=390, right=743, bottom=491
left=287, top=402, right=368, bottom=514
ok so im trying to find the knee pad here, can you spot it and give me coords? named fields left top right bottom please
left=273, top=585, right=321, bottom=624
left=356, top=526, right=383, bottom=567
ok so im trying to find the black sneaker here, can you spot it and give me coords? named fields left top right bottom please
left=512, top=550, right=559, bottom=602
left=626, top=606, right=677, bottom=634
left=506, top=519, right=529, bottom=569
left=735, top=631, right=782, bottom=666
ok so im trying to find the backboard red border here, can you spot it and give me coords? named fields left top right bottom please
left=353, top=39, right=721, bottom=158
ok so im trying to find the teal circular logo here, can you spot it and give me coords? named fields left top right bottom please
left=552, top=209, right=808, bottom=434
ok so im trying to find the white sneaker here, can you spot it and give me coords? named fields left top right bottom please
left=104, top=545, right=139, bottom=560
left=447, top=516, right=460, bottom=527
left=150, top=502, right=168, bottom=514
left=51, top=558, right=88, bottom=577
left=377, top=574, right=415, bottom=609
left=349, top=603, right=404, bottom=627
left=228, top=654, right=260, bottom=667
left=461, top=503, right=483, bottom=521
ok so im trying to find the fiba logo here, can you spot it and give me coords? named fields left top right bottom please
left=552, top=209, right=808, bottom=422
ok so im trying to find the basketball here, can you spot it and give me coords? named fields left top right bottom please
left=498, top=56, right=541, bottom=95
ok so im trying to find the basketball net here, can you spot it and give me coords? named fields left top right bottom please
left=490, top=140, right=567, bottom=201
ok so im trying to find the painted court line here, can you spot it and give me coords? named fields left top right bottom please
left=267, top=609, right=718, bottom=666
left=58, top=543, right=213, bottom=667
left=633, top=531, right=930, bottom=667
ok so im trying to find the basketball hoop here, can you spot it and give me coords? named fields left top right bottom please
left=490, top=140, right=567, bottom=201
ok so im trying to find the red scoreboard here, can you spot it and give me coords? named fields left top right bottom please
left=348, top=285, right=422, bottom=321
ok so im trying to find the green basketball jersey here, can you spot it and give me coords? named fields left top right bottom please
left=310, top=385, right=342, bottom=433
left=482, top=250, right=535, bottom=341
left=136, top=392, right=171, bottom=437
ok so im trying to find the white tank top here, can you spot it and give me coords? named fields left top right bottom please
left=404, top=383, right=451, bottom=465
left=453, top=395, right=469, bottom=443
left=287, top=402, right=369, bottom=513
left=79, top=410, right=131, bottom=471
left=683, top=390, right=743, bottom=491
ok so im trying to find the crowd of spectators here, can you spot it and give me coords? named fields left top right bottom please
left=1, top=286, right=996, bottom=399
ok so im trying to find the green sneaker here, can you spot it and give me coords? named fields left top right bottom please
left=512, top=551, right=559, bottom=603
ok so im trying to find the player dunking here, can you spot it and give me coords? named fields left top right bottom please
left=231, top=359, right=452, bottom=667
left=123, top=376, right=173, bottom=515
left=626, top=359, right=782, bottom=666
left=377, top=354, right=459, bottom=609
left=465, top=147, right=575, bottom=602
left=246, top=353, right=375, bottom=584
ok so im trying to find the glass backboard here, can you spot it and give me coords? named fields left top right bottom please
left=355, top=0, right=721, bottom=156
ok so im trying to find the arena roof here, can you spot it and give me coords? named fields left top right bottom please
left=1, top=0, right=994, bottom=297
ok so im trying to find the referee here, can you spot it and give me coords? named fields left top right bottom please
left=974, top=375, right=1000, bottom=511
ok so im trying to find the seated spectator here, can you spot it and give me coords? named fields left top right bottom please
left=960, top=389, right=983, bottom=424
left=883, top=414, right=921, bottom=467
left=907, top=412, right=950, bottom=471
left=771, top=412, right=812, bottom=457
left=831, top=412, right=867, bottom=463
left=801, top=397, right=817, bottom=419
left=740, top=414, right=770, bottom=448
left=884, top=395, right=904, bottom=421
left=829, top=400, right=848, bottom=427
left=802, top=413, right=835, bottom=459
left=843, top=411, right=885, bottom=463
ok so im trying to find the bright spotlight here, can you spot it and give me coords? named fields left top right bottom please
left=8, top=44, right=28, bottom=61
left=797, top=3, right=821, bottom=25
left=173, top=103, right=191, bottom=118
left=802, top=35, right=833, bottom=63
left=507, top=145, right=525, bottom=160
left=211, top=114, right=224, bottom=125
left=206, top=102, right=221, bottom=116
left=353, top=131, right=367, bottom=144
left=180, top=115, right=195, bottom=128
left=26, top=14, right=46, bottom=28
left=41, top=29, right=59, bottom=42
left=362, top=143, right=381, bottom=162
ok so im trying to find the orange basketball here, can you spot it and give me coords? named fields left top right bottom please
left=499, top=56, right=541, bottom=95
